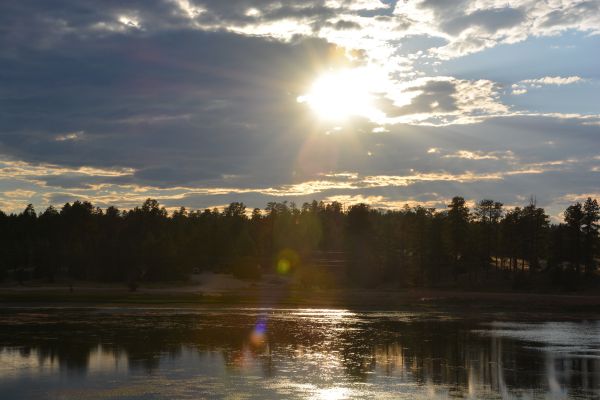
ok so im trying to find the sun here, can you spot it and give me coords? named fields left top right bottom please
left=298, top=68, right=381, bottom=122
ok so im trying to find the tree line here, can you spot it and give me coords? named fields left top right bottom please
left=0, top=196, right=598, bottom=290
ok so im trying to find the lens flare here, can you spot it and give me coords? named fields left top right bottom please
left=250, top=319, right=267, bottom=347
left=276, top=248, right=299, bottom=275
left=277, top=258, right=291, bottom=275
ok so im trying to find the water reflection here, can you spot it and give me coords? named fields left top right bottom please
left=0, top=308, right=598, bottom=399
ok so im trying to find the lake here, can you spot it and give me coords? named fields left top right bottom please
left=0, top=307, right=598, bottom=399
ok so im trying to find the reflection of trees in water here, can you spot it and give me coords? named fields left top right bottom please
left=1, top=312, right=599, bottom=397
left=546, top=354, right=599, bottom=397
left=369, top=325, right=600, bottom=398
left=1, top=320, right=98, bottom=374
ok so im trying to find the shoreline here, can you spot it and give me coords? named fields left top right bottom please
left=2, top=284, right=600, bottom=315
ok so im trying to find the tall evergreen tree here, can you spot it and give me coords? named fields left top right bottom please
left=582, top=198, right=599, bottom=274
left=564, top=202, right=584, bottom=274
left=445, top=197, right=470, bottom=280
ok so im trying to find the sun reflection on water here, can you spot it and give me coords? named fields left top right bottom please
left=316, top=387, right=351, bottom=400
left=1, top=310, right=599, bottom=399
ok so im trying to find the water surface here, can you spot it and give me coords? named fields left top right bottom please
left=0, top=307, right=599, bottom=399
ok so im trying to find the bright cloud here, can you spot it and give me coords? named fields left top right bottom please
left=394, top=0, right=600, bottom=59
left=512, top=75, right=584, bottom=94
left=443, top=150, right=515, bottom=160
left=521, top=76, right=583, bottom=86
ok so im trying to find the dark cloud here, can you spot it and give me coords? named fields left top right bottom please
left=0, top=26, right=351, bottom=186
left=35, top=175, right=125, bottom=190
left=134, top=166, right=220, bottom=187
left=384, top=79, right=458, bottom=117
left=0, top=0, right=183, bottom=50
left=0, top=0, right=382, bottom=52
left=330, top=20, right=363, bottom=30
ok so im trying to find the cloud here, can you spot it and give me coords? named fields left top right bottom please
left=557, top=192, right=600, bottom=204
left=0, top=29, right=349, bottom=187
left=378, top=76, right=508, bottom=125
left=2, top=0, right=596, bottom=67
left=394, top=0, right=600, bottom=58
left=511, top=75, right=584, bottom=95
left=443, top=150, right=515, bottom=160
left=0, top=1, right=598, bottom=221
left=520, top=76, right=583, bottom=86
left=0, top=158, right=134, bottom=180
left=2, top=189, right=36, bottom=199
left=1, top=1, right=593, bottom=130
left=325, top=0, right=389, bottom=11
left=158, top=0, right=600, bottom=67
left=55, top=131, right=85, bottom=142
left=323, top=194, right=448, bottom=210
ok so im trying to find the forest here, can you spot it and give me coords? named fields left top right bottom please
left=0, top=196, right=598, bottom=291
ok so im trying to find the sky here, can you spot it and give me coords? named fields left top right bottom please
left=0, top=0, right=599, bottom=220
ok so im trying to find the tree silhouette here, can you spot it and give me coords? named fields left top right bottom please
left=474, top=199, right=503, bottom=271
left=0, top=196, right=597, bottom=290
left=582, top=198, right=599, bottom=274
left=445, top=197, right=470, bottom=280
left=564, top=202, right=585, bottom=274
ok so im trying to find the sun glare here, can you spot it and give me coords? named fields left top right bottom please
left=298, top=68, right=381, bottom=122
